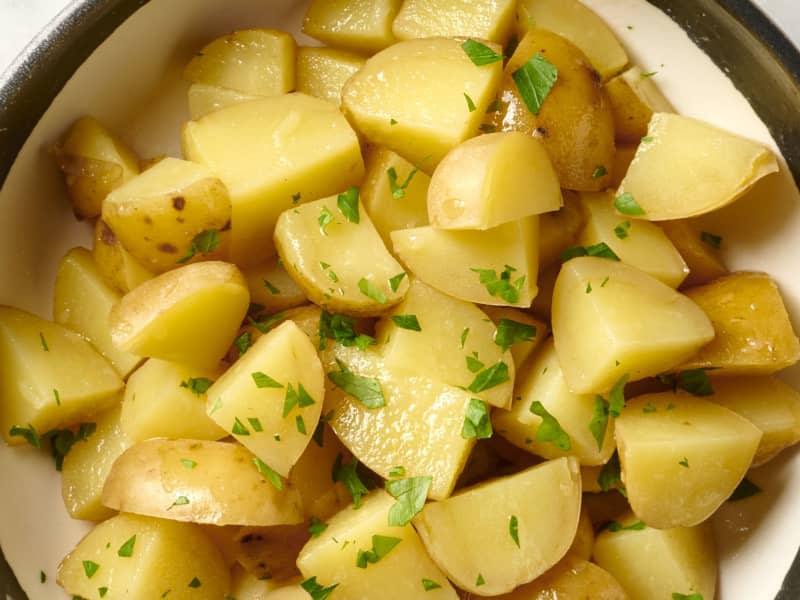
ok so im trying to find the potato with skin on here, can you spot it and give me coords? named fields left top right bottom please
left=593, top=511, right=717, bottom=600
left=298, top=490, right=458, bottom=600
left=392, top=0, right=516, bottom=45
left=342, top=37, right=503, bottom=169
left=487, top=29, right=615, bottom=191
left=303, top=0, right=401, bottom=54
left=571, top=507, right=596, bottom=560
left=241, top=256, right=307, bottom=315
left=57, top=513, right=230, bottom=599
left=552, top=257, right=715, bottom=394
left=187, top=83, right=259, bottom=119
left=102, top=439, right=304, bottom=526
left=616, top=393, right=761, bottom=529
left=296, top=47, right=366, bottom=106
left=234, top=524, right=308, bottom=581
left=618, top=113, right=778, bottom=220
left=391, top=217, right=539, bottom=307
left=428, top=132, right=562, bottom=230
left=274, top=194, right=409, bottom=316
left=605, top=66, right=675, bottom=143
left=54, top=116, right=140, bottom=219
left=183, top=29, right=296, bottom=97
left=182, top=93, right=365, bottom=266
left=538, top=190, right=586, bottom=269
left=481, top=305, right=548, bottom=369
left=414, top=457, right=582, bottom=595
left=611, top=144, right=638, bottom=188
left=109, top=261, right=249, bottom=371
left=659, top=219, right=728, bottom=288
left=92, top=219, right=154, bottom=294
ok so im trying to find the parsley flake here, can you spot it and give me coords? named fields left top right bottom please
left=390, top=118, right=398, bottom=125
left=471, top=265, right=525, bottom=304
left=387, top=164, right=422, bottom=200
left=234, top=331, right=252, bottom=356
left=512, top=54, right=558, bottom=116
left=494, top=319, right=536, bottom=352
left=615, top=192, right=646, bottom=216
left=301, top=576, right=338, bottom=600
left=466, top=354, right=485, bottom=373
left=176, top=229, right=221, bottom=264
left=337, top=186, right=360, bottom=224
left=464, top=92, right=477, bottom=112
left=263, top=279, right=280, bottom=295
left=53, top=389, right=61, bottom=406
left=309, top=517, right=328, bottom=537
left=232, top=417, right=250, bottom=436
left=476, top=574, right=486, bottom=586
left=461, top=398, right=493, bottom=439
left=292, top=192, right=301, bottom=204
left=530, top=401, right=571, bottom=451
left=468, top=361, right=510, bottom=392
left=614, top=221, right=631, bottom=240
left=117, top=535, right=136, bottom=557
left=679, top=457, right=690, bottom=468
left=296, top=414, right=307, bottom=435
left=318, top=311, right=375, bottom=351
left=608, top=373, right=630, bottom=417
left=608, top=521, right=647, bottom=532
left=589, top=396, right=609, bottom=450
left=188, top=577, right=201, bottom=588
left=509, top=515, right=520, bottom=548
left=597, top=452, right=626, bottom=496
left=169, top=496, right=190, bottom=509
left=391, top=314, right=421, bottom=331
left=39, top=332, right=49, bottom=352
left=10, top=424, right=40, bottom=448
left=82, top=560, right=100, bottom=579
left=592, top=165, right=608, bottom=179
left=678, top=369, right=715, bottom=396
left=460, top=327, right=470, bottom=349
left=641, top=70, right=658, bottom=78
left=180, top=377, right=213, bottom=396
left=672, top=594, right=703, bottom=600
left=356, top=535, right=402, bottom=568
left=333, top=454, right=370, bottom=508
left=328, top=360, right=386, bottom=409
left=318, top=206, right=335, bottom=234
left=461, top=39, right=503, bottom=66
left=99, top=587, right=108, bottom=598
left=729, top=477, right=762, bottom=501
left=252, top=457, right=283, bottom=490
left=422, top=579, right=442, bottom=591
left=248, top=417, right=263, bottom=432
left=180, top=458, right=197, bottom=470
left=561, top=242, right=620, bottom=262
left=40, top=571, right=46, bottom=583
left=388, top=466, right=406, bottom=478
left=389, top=272, right=406, bottom=292
left=486, top=100, right=503, bottom=113
left=386, top=476, right=432, bottom=526
left=252, top=372, right=282, bottom=389
left=358, top=278, right=387, bottom=304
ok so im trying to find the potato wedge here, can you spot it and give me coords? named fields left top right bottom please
left=187, top=83, right=259, bottom=119
left=481, top=305, right=548, bottom=369
left=241, top=257, right=307, bottom=315
left=92, top=219, right=154, bottom=294
left=618, top=113, right=778, bottom=220
left=605, top=66, right=675, bottom=143
left=302, top=0, right=401, bottom=54
left=659, top=220, right=728, bottom=288
left=102, top=438, right=303, bottom=526
left=296, top=46, right=366, bottom=106
left=538, top=190, right=586, bottom=270
left=392, top=0, right=516, bottom=44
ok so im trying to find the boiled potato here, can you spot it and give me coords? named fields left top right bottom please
left=302, top=0, right=401, bottom=54
left=516, top=0, right=628, bottom=81
left=53, top=247, right=143, bottom=378
left=296, top=46, right=366, bottom=106
left=593, top=511, right=717, bottom=600
left=392, top=0, right=516, bottom=44
left=206, top=321, right=324, bottom=477
left=274, top=194, right=409, bottom=316
left=342, top=37, right=503, bottom=169
left=577, top=191, right=689, bottom=288
left=102, top=438, right=304, bottom=526
left=183, top=29, right=296, bottom=96
left=92, top=218, right=154, bottom=293
left=109, top=261, right=249, bottom=370
left=187, top=83, right=259, bottom=119
left=487, top=29, right=615, bottom=191
left=552, top=257, right=714, bottom=394
left=229, top=564, right=289, bottom=598
left=182, top=94, right=364, bottom=265
left=493, top=339, right=616, bottom=465
left=538, top=190, right=586, bottom=269
left=611, top=144, right=638, bottom=188
left=571, top=507, right=595, bottom=560
left=618, top=113, right=778, bottom=220
left=58, top=513, right=230, bottom=599
left=0, top=306, right=123, bottom=444
left=605, top=66, right=675, bottom=143
left=54, top=116, right=140, bottom=219
left=616, top=393, right=761, bottom=528
left=391, top=217, right=539, bottom=307
left=481, top=305, right=548, bottom=369
left=680, top=272, right=800, bottom=374
left=235, top=524, right=308, bottom=581
left=414, top=457, right=581, bottom=595
left=242, top=257, right=307, bottom=315
left=102, top=157, right=232, bottom=273
left=428, top=132, right=562, bottom=230
left=659, top=219, right=728, bottom=288
left=297, top=490, right=458, bottom=599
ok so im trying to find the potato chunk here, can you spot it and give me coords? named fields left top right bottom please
left=392, top=0, right=516, bottom=44
left=616, top=393, right=761, bottom=528
left=92, top=219, right=153, bottom=294
left=182, top=94, right=364, bottom=265
left=414, top=458, right=581, bottom=595
left=187, top=83, right=259, bottom=119
left=605, top=66, right=675, bottom=143
left=274, top=194, right=408, bottom=316
left=298, top=490, right=458, bottom=599
left=481, top=305, right=548, bottom=369
left=183, top=29, right=296, bottom=97
left=235, top=524, right=308, bottom=582
left=58, top=513, right=230, bottom=599
left=296, top=47, right=366, bottom=106
left=593, top=512, right=717, bottom=600
left=538, top=190, right=586, bottom=269
left=618, top=113, right=778, bottom=220
left=241, top=257, right=307, bottom=315
left=342, top=37, right=503, bottom=169
left=428, top=132, right=562, bottom=230
left=302, top=0, right=401, bottom=54
left=552, top=257, right=714, bottom=394
left=109, top=261, right=249, bottom=370
left=659, top=220, right=728, bottom=288
left=680, top=272, right=800, bottom=375
left=102, top=439, right=303, bottom=526
left=391, top=218, right=539, bottom=307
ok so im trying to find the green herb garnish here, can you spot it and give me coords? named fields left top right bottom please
left=176, top=229, right=220, bottom=263
left=328, top=360, right=385, bottom=409
left=512, top=54, right=558, bottom=115
left=386, top=476, right=432, bottom=526
left=530, top=401, right=571, bottom=451
left=461, top=398, right=493, bottom=439
left=615, top=192, right=646, bottom=216
left=461, top=39, right=503, bottom=66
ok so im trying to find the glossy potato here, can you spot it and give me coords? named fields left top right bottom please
left=296, top=46, right=366, bottom=106
left=241, top=257, right=307, bottom=315
left=92, top=219, right=154, bottom=293
left=392, top=0, right=516, bottom=44
left=187, top=83, right=259, bottom=119
left=302, top=0, right=401, bottom=54
left=234, top=524, right=308, bottom=581
left=605, top=66, right=675, bottom=143
left=659, top=219, right=728, bottom=288
left=481, top=305, right=548, bottom=369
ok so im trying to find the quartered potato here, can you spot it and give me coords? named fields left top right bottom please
left=187, top=83, right=259, bottom=119
left=302, top=0, right=402, bottom=54
left=392, top=0, right=516, bottom=44
left=659, top=219, right=728, bottom=288
left=605, top=66, right=675, bottom=143
left=296, top=46, right=366, bottom=106
left=481, top=305, right=548, bottom=369
left=538, top=190, right=586, bottom=269
left=92, top=219, right=154, bottom=294
left=241, top=257, right=307, bottom=315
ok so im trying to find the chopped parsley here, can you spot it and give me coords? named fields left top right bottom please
left=391, top=314, right=421, bottom=331
left=337, top=186, right=360, bottom=224
left=292, top=192, right=301, bottom=204
left=318, top=310, right=375, bottom=351
left=387, top=164, right=422, bottom=200
left=283, top=383, right=316, bottom=417
left=9, top=424, right=40, bottom=448
left=40, top=571, right=46, bottom=583
left=328, top=359, right=386, bottom=409
left=41, top=423, right=96, bottom=471
left=248, top=311, right=288, bottom=334
left=170, top=496, right=190, bottom=508
left=180, top=459, right=197, bottom=470
left=530, top=401, right=571, bottom=451
left=234, top=331, right=252, bottom=356
left=263, top=279, right=280, bottom=295
left=464, top=92, right=477, bottom=112
left=252, top=457, right=283, bottom=490
left=512, top=54, right=558, bottom=116
left=678, top=368, right=715, bottom=396
left=188, top=577, right=201, bottom=588
left=607, top=521, right=646, bottom=532
left=117, top=535, right=136, bottom=557
left=586, top=282, right=593, bottom=294
left=82, top=560, right=100, bottom=579
left=176, top=229, right=221, bottom=264
left=461, top=398, right=493, bottom=440
left=309, top=517, right=328, bottom=537
left=180, top=377, right=213, bottom=396
left=466, top=354, right=485, bottom=373
left=422, top=579, right=442, bottom=591
left=509, top=515, right=520, bottom=548
left=560, top=242, right=620, bottom=262
left=356, top=535, right=402, bottom=569
left=209, top=398, right=222, bottom=415
left=460, top=327, right=470, bottom=349
left=471, top=265, right=525, bottom=304
left=252, top=372, right=283, bottom=389
left=388, top=466, right=406, bottom=478
left=679, top=457, right=690, bottom=468
left=641, top=70, right=658, bottom=78
left=461, top=39, right=503, bottom=66
left=729, top=477, right=762, bottom=502
left=389, top=272, right=406, bottom=292
left=468, top=361, right=510, bottom=392
left=386, top=476, right=432, bottom=526
left=99, top=588, right=108, bottom=598
left=476, top=574, right=486, bottom=587
left=390, top=118, right=398, bottom=125
left=608, top=373, right=629, bottom=417
left=301, top=576, right=338, bottom=600
left=589, top=395, right=609, bottom=450
left=358, top=278, right=387, bottom=304
left=614, top=221, right=631, bottom=240
left=231, top=417, right=250, bottom=436
left=592, top=165, right=608, bottom=179
left=700, top=231, right=722, bottom=249
left=39, top=332, right=49, bottom=351
left=672, top=594, right=703, bottom=600
left=332, top=454, right=370, bottom=508
left=494, top=319, right=536, bottom=352
left=615, top=192, right=646, bottom=216
left=53, top=389, right=61, bottom=406
left=296, top=415, right=307, bottom=435
left=597, top=452, right=626, bottom=496
left=248, top=417, right=264, bottom=432
left=318, top=206, right=335, bottom=234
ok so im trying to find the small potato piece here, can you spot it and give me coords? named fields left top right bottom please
left=207, top=321, right=324, bottom=477
left=680, top=272, right=800, bottom=374
left=605, top=66, right=675, bottom=143
left=618, top=113, right=778, bottom=220
left=659, top=220, right=728, bottom=288
left=616, top=393, right=761, bottom=528
left=577, top=191, right=689, bottom=288
left=57, top=513, right=230, bottom=599
left=538, top=190, right=586, bottom=270
left=102, top=439, right=303, bottom=526
left=428, top=132, right=562, bottom=230
left=187, top=83, right=259, bottom=119
left=184, top=29, right=296, bottom=97
left=593, top=512, right=717, bottom=600
left=109, top=261, right=249, bottom=370
left=92, top=219, right=154, bottom=293
left=298, top=490, right=458, bottom=600
left=54, top=247, right=143, bottom=378
left=375, top=278, right=515, bottom=408
left=393, top=0, right=516, bottom=44
left=481, top=305, right=548, bottom=369
left=102, top=157, right=232, bottom=273
left=391, top=218, right=539, bottom=307
left=342, top=37, right=503, bottom=169
left=414, top=458, right=581, bottom=595
left=303, top=0, right=401, bottom=54
left=242, top=257, right=307, bottom=315
left=0, top=306, right=123, bottom=443
left=552, top=257, right=714, bottom=394
left=235, top=524, right=308, bottom=581
left=55, top=116, right=140, bottom=219
left=516, top=0, right=628, bottom=81
left=296, top=47, right=366, bottom=106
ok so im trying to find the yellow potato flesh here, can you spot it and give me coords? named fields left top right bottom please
left=571, top=507, right=595, bottom=560
left=92, top=219, right=154, bottom=294
left=182, top=94, right=364, bottom=265
left=342, top=37, right=503, bottom=169
left=296, top=46, right=366, bottom=106
left=241, top=256, right=307, bottom=315
left=481, top=305, right=548, bottom=369
left=618, top=112, right=778, bottom=220
left=538, top=190, right=586, bottom=270
left=302, top=0, right=402, bottom=54
left=187, top=83, right=259, bottom=119
left=605, top=65, right=675, bottom=143
left=109, top=261, right=249, bottom=370
left=659, top=219, right=728, bottom=288
left=413, top=457, right=581, bottom=595
left=551, top=257, right=714, bottom=394
left=616, top=393, right=761, bottom=528
left=392, top=0, right=516, bottom=44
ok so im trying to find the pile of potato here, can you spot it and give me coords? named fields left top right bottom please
left=1, top=0, right=798, bottom=598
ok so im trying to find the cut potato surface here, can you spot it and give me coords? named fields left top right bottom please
left=414, top=457, right=581, bottom=595
left=92, top=218, right=154, bottom=294
left=187, top=83, right=259, bottom=119
left=618, top=112, right=778, bottom=220
left=605, top=65, right=675, bottom=143
left=302, top=0, right=401, bottom=54
left=481, top=305, right=548, bottom=369
left=551, top=257, right=714, bottom=394
left=342, top=37, right=503, bottom=169
left=296, top=46, right=366, bottom=106
left=241, top=257, right=307, bottom=315
left=393, top=0, right=516, bottom=44
left=109, top=261, right=249, bottom=370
